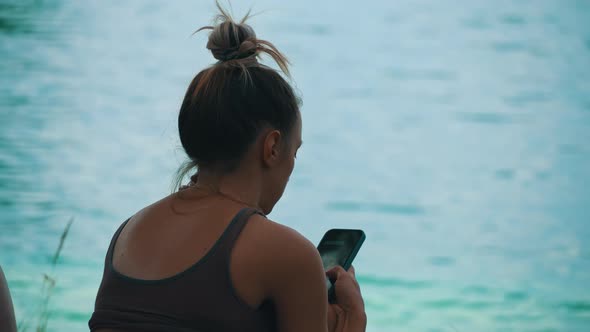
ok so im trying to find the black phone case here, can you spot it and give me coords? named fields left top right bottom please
left=318, top=229, right=366, bottom=303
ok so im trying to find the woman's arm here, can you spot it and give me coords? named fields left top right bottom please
left=255, top=220, right=366, bottom=332
left=0, top=266, right=17, bottom=332
left=259, top=223, right=330, bottom=332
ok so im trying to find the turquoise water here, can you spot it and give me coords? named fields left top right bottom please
left=1, top=0, right=590, bottom=331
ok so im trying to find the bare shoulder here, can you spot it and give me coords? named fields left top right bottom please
left=243, top=214, right=325, bottom=289
left=241, top=214, right=329, bottom=331
left=246, top=214, right=320, bottom=261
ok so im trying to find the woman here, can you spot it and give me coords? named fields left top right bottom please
left=89, top=5, right=366, bottom=332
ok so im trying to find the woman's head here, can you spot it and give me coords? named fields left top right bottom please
left=175, top=4, right=301, bottom=213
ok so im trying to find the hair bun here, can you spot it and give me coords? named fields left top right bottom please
left=209, top=36, right=258, bottom=61
left=198, top=15, right=257, bottom=62
left=194, top=1, right=291, bottom=75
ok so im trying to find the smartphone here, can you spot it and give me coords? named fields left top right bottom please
left=317, top=229, right=366, bottom=303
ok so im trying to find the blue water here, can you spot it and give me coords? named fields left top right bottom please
left=1, top=0, right=590, bottom=331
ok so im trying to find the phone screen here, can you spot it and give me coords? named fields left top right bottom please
left=317, top=229, right=365, bottom=300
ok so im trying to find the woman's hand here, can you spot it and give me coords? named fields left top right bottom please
left=326, top=266, right=366, bottom=332
left=327, top=265, right=364, bottom=313
left=327, top=302, right=344, bottom=332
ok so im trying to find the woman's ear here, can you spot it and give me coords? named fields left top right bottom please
left=262, top=129, right=282, bottom=167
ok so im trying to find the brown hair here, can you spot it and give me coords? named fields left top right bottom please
left=173, top=2, right=300, bottom=190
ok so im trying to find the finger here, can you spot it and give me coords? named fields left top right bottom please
left=348, top=265, right=356, bottom=277
left=326, top=265, right=346, bottom=279
left=353, top=278, right=361, bottom=292
left=327, top=306, right=337, bottom=331
left=327, top=304, right=344, bottom=332
left=348, top=266, right=360, bottom=291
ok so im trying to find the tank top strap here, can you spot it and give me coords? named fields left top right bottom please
left=215, top=207, right=265, bottom=259
left=104, top=218, right=130, bottom=271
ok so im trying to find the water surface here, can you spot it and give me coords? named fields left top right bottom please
left=1, top=0, right=589, bottom=331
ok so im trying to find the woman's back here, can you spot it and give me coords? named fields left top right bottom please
left=90, top=196, right=280, bottom=332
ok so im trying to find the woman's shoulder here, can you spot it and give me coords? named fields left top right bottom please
left=244, top=213, right=321, bottom=266
left=251, top=214, right=316, bottom=248
left=240, top=214, right=326, bottom=303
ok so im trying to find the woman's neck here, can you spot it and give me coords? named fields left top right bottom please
left=195, top=167, right=263, bottom=209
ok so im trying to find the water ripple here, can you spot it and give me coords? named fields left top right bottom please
left=461, top=16, right=490, bottom=30
left=428, top=256, right=455, bottom=266
left=495, top=168, right=515, bottom=180
left=503, top=90, right=553, bottom=106
left=358, top=274, right=434, bottom=289
left=461, top=285, right=493, bottom=295
left=325, top=201, right=426, bottom=215
left=559, top=301, right=590, bottom=313
left=500, top=14, right=526, bottom=26
left=422, top=298, right=499, bottom=310
left=504, top=291, right=529, bottom=302
left=455, top=112, right=514, bottom=124
left=386, top=68, right=457, bottom=81
left=492, top=41, right=527, bottom=53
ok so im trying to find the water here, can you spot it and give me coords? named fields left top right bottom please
left=1, top=0, right=589, bottom=331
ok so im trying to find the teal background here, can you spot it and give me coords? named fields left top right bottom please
left=1, top=0, right=589, bottom=331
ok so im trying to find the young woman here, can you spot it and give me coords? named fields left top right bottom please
left=89, top=5, right=366, bottom=332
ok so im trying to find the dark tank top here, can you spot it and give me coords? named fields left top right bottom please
left=89, top=208, right=277, bottom=332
